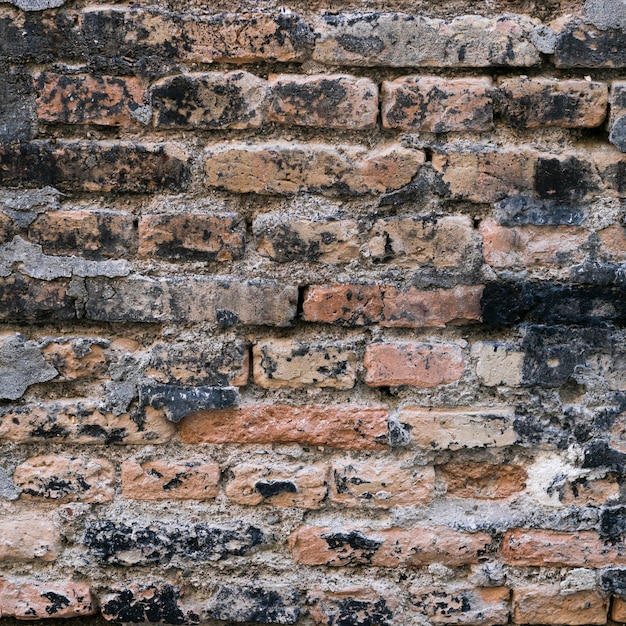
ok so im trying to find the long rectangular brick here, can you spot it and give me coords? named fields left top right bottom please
left=0, top=276, right=75, bottom=321
left=179, top=404, right=389, bottom=450
left=555, top=20, right=626, bottom=68
left=439, top=462, right=527, bottom=499
left=512, top=587, right=607, bottom=625
left=0, top=516, right=60, bottom=563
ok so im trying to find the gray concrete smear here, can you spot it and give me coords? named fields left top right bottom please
left=0, top=237, right=131, bottom=280
left=584, top=0, right=626, bottom=31
left=0, top=333, right=58, bottom=400
left=0, top=187, right=61, bottom=228
left=4, top=0, right=65, bottom=10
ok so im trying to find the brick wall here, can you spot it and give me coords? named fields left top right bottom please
left=1, top=0, right=626, bottom=623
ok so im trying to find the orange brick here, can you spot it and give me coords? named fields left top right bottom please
left=0, top=516, right=60, bottom=562
left=439, top=462, right=527, bottom=499
left=138, top=213, right=245, bottom=261
left=559, top=476, right=620, bottom=506
left=501, top=529, right=626, bottom=567
left=0, top=580, right=94, bottom=619
left=179, top=404, right=388, bottom=450
left=289, top=525, right=492, bottom=567
left=269, top=74, right=378, bottom=129
left=612, top=597, right=626, bottom=622
left=382, top=76, right=493, bottom=132
left=598, top=223, right=626, bottom=262
left=14, top=455, right=114, bottom=503
left=121, top=460, right=220, bottom=500
left=42, top=339, right=107, bottom=381
left=225, top=463, right=328, bottom=508
left=364, top=342, right=465, bottom=387
left=512, top=587, right=608, bottom=625
left=302, top=285, right=383, bottom=326
left=34, top=73, right=145, bottom=126
left=480, top=219, right=589, bottom=269
left=329, top=459, right=435, bottom=507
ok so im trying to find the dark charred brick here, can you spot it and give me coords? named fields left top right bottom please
left=255, top=480, right=298, bottom=498
left=494, top=196, right=585, bottom=226
left=322, top=531, right=383, bottom=562
left=534, top=156, right=598, bottom=203
left=84, top=520, right=265, bottom=565
left=602, top=569, right=626, bottom=597
left=582, top=440, right=626, bottom=473
left=102, top=585, right=200, bottom=625
left=0, top=69, right=34, bottom=144
left=0, top=276, right=75, bottom=322
left=139, top=384, right=240, bottom=423
left=315, top=596, right=393, bottom=626
left=207, top=585, right=300, bottom=624
left=600, top=506, right=626, bottom=538
left=555, top=20, right=626, bottom=67
left=0, top=141, right=190, bottom=193
left=571, top=261, right=626, bottom=288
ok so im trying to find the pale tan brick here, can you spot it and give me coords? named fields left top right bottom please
left=0, top=516, right=60, bottom=563
left=512, top=587, right=607, bottom=625
left=471, top=342, right=524, bottom=387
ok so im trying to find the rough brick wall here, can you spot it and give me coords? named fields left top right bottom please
left=1, top=0, right=626, bottom=623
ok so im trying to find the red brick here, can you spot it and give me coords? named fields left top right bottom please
left=382, top=76, right=493, bottom=132
left=34, top=73, right=146, bottom=126
left=138, top=213, right=245, bottom=261
left=499, top=78, right=608, bottom=128
left=364, top=342, right=465, bottom=387
left=289, top=525, right=492, bottom=567
left=501, top=529, right=626, bottom=567
left=302, top=285, right=383, bottom=326
left=0, top=580, right=94, bottom=619
left=179, top=404, right=388, bottom=450
left=204, top=142, right=424, bottom=196
left=329, top=459, right=435, bottom=507
left=0, top=516, right=60, bottom=562
left=14, top=455, right=114, bottom=503
left=480, top=219, right=589, bottom=269
left=121, top=460, right=220, bottom=500
left=512, top=587, right=607, bottom=625
left=42, top=339, right=107, bottom=381
left=268, top=74, right=378, bottom=129
left=438, top=462, right=527, bottom=499
left=28, top=210, right=137, bottom=259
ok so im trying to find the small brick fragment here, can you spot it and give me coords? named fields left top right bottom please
left=612, top=597, right=626, bottom=622
left=42, top=339, right=108, bottom=381
left=398, top=406, right=517, bottom=450
left=329, top=459, right=434, bottom=507
left=439, top=462, right=527, bottom=499
left=309, top=589, right=396, bottom=626
left=598, top=223, right=626, bottom=262
left=512, top=587, right=607, bottom=625
left=364, top=342, right=465, bottom=387
left=121, top=460, right=220, bottom=500
left=29, top=210, right=137, bottom=260
left=34, top=73, right=146, bottom=126
left=151, top=72, right=268, bottom=129
left=409, top=586, right=510, bottom=626
left=555, top=20, right=626, bottom=68
left=559, top=476, right=620, bottom=506
left=0, top=516, right=60, bottom=562
left=14, top=455, right=115, bottom=503
left=204, top=142, right=424, bottom=196
left=138, top=213, right=245, bottom=261
left=471, top=342, right=524, bottom=387
left=609, top=81, right=626, bottom=152
left=253, top=340, right=357, bottom=390
left=0, top=580, right=94, bottom=619
left=382, top=77, right=493, bottom=132
left=302, top=285, right=383, bottom=326
left=179, top=404, right=388, bottom=450
left=289, top=526, right=492, bottom=567
left=499, top=78, right=607, bottom=128
left=225, top=463, right=328, bottom=508
left=269, top=74, right=378, bottom=129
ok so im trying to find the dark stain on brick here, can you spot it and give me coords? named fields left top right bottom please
left=600, top=505, right=626, bottom=538
left=602, top=568, right=626, bottom=597
left=322, top=531, right=383, bottom=564
left=325, top=597, right=393, bottom=626
left=254, top=480, right=298, bottom=498
left=534, top=156, right=596, bottom=203
left=495, top=195, right=585, bottom=226
left=555, top=21, right=626, bottom=68
left=42, top=592, right=71, bottom=616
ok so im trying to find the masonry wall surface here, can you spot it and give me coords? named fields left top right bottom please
left=0, top=0, right=626, bottom=623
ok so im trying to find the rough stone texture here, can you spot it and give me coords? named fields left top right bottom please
left=438, top=462, right=527, bottom=499
left=309, top=590, right=396, bottom=626
left=609, top=81, right=626, bottom=152
left=42, top=338, right=108, bottom=381
left=0, top=69, right=35, bottom=143
left=555, top=20, right=626, bottom=67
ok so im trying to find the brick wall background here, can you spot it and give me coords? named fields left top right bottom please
left=1, top=0, right=626, bottom=623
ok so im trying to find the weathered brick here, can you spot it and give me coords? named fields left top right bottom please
left=225, top=463, right=328, bottom=508
left=555, top=20, right=626, bottom=68
left=531, top=151, right=602, bottom=200
left=289, top=526, right=492, bottom=567
left=101, top=584, right=199, bottom=625
left=0, top=580, right=94, bottom=619
left=471, top=342, right=524, bottom=387
left=398, top=407, right=517, bottom=450
left=512, top=587, right=607, bottom=625
left=480, top=219, right=589, bottom=269
left=0, top=401, right=174, bottom=444
left=254, top=214, right=359, bottom=264
left=0, top=212, right=15, bottom=244
left=0, top=516, right=60, bottom=562
left=0, top=68, right=35, bottom=144
left=499, top=78, right=608, bottom=129
left=591, top=146, right=626, bottom=196
left=121, top=460, right=220, bottom=500
left=0, top=141, right=189, bottom=193
left=204, top=143, right=425, bottom=196
left=302, top=285, right=383, bottom=326
left=0, top=276, right=75, bottom=322
left=364, top=342, right=465, bottom=387
left=312, top=14, right=540, bottom=67
left=329, top=459, right=434, bottom=507
left=268, top=74, right=378, bottom=129
left=609, top=82, right=626, bottom=152
left=253, top=340, right=357, bottom=390
left=85, top=276, right=297, bottom=326
left=382, top=77, right=493, bottom=132
left=309, top=589, right=396, bottom=626
left=42, top=338, right=108, bottom=381
left=14, top=455, right=114, bottom=503
left=28, top=210, right=137, bottom=260
left=501, top=529, right=626, bottom=567
left=439, top=462, right=527, bottom=499
left=494, top=195, right=585, bottom=227
left=138, top=213, right=245, bottom=261
left=598, top=224, right=626, bottom=262
left=179, top=404, right=388, bottom=450
left=612, top=597, right=626, bottom=622
left=559, top=476, right=620, bottom=506
left=368, top=215, right=479, bottom=267
left=409, top=586, right=510, bottom=626
left=34, top=73, right=146, bottom=126
left=150, top=72, right=268, bottom=129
